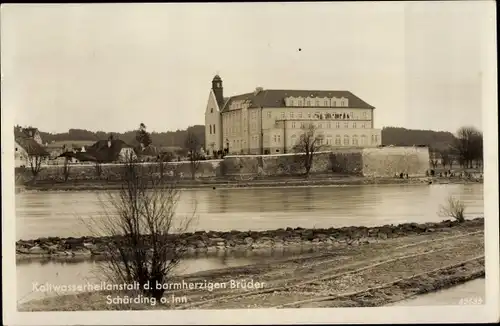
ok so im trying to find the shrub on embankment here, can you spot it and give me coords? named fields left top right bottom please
left=15, top=146, right=430, bottom=184
left=16, top=217, right=484, bottom=258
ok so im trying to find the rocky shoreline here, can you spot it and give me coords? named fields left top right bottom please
left=16, top=217, right=484, bottom=260
left=16, top=176, right=482, bottom=192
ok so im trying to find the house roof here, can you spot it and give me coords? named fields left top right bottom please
left=138, top=145, right=160, bottom=157
left=58, top=151, right=97, bottom=162
left=15, top=137, right=50, bottom=156
left=84, top=139, right=134, bottom=163
left=220, top=89, right=374, bottom=113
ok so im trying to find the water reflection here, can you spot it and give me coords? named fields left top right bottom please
left=17, top=245, right=319, bottom=303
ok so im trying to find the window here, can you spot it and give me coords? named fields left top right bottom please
left=308, top=113, right=311, bottom=118
left=291, top=122, right=296, bottom=128
left=281, top=112, right=285, bottom=119
left=336, top=122, right=340, bottom=129
left=327, top=122, right=331, bottom=128
left=290, top=112, right=294, bottom=119
left=267, top=112, right=271, bottom=118
left=363, top=112, right=367, bottom=119
left=325, top=100, right=329, bottom=106
left=344, top=135, right=349, bottom=146
left=327, top=135, right=333, bottom=145
left=353, top=122, right=357, bottom=128
left=361, top=123, right=365, bottom=128
left=361, top=135, right=367, bottom=145
left=344, top=122, right=349, bottom=128
left=298, top=100, right=303, bottom=106
left=374, top=135, right=378, bottom=143
left=332, top=100, right=336, bottom=107
left=290, top=99, right=294, bottom=106
left=291, top=134, right=297, bottom=145
left=300, top=122, right=305, bottom=128
left=210, top=108, right=213, bottom=113
left=306, top=100, right=311, bottom=106
left=371, top=135, right=375, bottom=144
left=277, top=135, right=281, bottom=143
left=335, top=135, right=341, bottom=145
left=350, top=112, right=354, bottom=119
left=209, top=125, right=212, bottom=134
left=318, top=123, right=322, bottom=129
left=353, top=135, right=359, bottom=146
left=274, top=135, right=277, bottom=143
left=298, top=112, right=303, bottom=118
left=213, top=125, right=216, bottom=134
left=341, top=101, right=345, bottom=107
left=315, top=100, right=319, bottom=106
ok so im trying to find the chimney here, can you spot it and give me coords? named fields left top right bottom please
left=108, top=134, right=114, bottom=148
left=254, top=87, right=263, bottom=95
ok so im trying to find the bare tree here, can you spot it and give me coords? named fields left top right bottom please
left=293, top=123, right=325, bottom=177
left=28, top=154, right=44, bottom=180
left=439, top=150, right=451, bottom=169
left=62, top=157, right=71, bottom=182
left=438, top=196, right=466, bottom=223
left=185, top=131, right=202, bottom=180
left=86, top=154, right=196, bottom=301
left=453, top=126, right=483, bottom=169
left=94, top=161, right=103, bottom=177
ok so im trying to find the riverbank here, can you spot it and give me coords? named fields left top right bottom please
left=16, top=217, right=484, bottom=261
left=17, top=175, right=482, bottom=192
left=18, top=221, right=485, bottom=311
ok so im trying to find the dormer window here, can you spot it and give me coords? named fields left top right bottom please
left=306, top=100, right=311, bottom=106
left=298, top=100, right=303, bottom=106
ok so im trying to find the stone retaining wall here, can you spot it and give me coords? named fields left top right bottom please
left=15, top=147, right=430, bottom=183
left=16, top=218, right=483, bottom=259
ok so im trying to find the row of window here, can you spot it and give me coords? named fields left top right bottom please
left=223, top=120, right=368, bottom=137
left=289, top=121, right=368, bottom=129
left=224, top=110, right=369, bottom=121
left=271, top=111, right=368, bottom=120
left=273, top=134, right=379, bottom=146
left=225, top=134, right=380, bottom=149
left=286, top=98, right=348, bottom=107
left=208, top=124, right=216, bottom=134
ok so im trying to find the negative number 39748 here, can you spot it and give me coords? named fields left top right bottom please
left=459, top=297, right=483, bottom=305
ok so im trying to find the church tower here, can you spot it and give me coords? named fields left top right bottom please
left=212, top=75, right=224, bottom=107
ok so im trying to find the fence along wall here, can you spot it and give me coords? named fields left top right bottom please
left=15, top=147, right=429, bottom=182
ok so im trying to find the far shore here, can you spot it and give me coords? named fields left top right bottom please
left=16, top=175, right=482, bottom=192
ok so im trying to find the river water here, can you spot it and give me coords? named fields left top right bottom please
left=15, top=184, right=485, bottom=304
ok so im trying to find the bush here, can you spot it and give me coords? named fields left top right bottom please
left=438, top=196, right=466, bottom=223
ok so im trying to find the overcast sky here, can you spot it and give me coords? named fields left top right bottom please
left=1, top=2, right=493, bottom=134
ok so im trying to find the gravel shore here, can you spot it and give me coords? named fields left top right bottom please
left=18, top=220, right=484, bottom=311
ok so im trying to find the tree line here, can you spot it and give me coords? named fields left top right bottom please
left=34, top=125, right=205, bottom=149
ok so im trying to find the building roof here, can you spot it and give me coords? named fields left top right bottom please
left=138, top=145, right=160, bottom=157
left=15, top=137, right=50, bottom=156
left=220, top=89, right=374, bottom=113
left=85, top=139, right=134, bottom=163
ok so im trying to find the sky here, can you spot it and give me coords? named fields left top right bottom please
left=1, top=2, right=494, bottom=134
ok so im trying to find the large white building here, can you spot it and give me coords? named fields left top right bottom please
left=204, top=75, right=382, bottom=155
